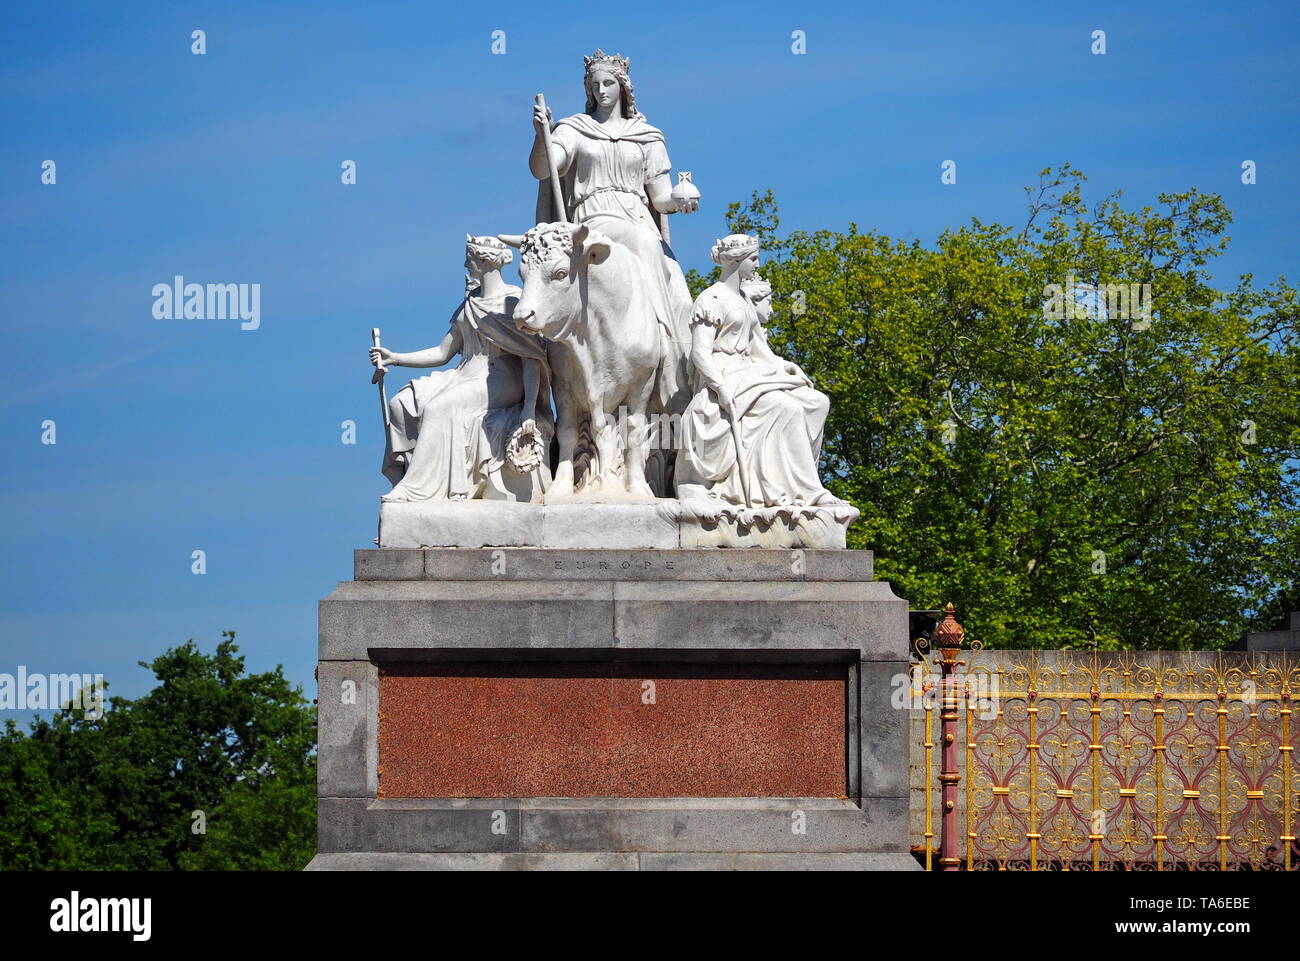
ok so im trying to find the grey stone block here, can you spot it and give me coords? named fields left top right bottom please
left=401, top=547, right=874, bottom=582
left=317, top=796, right=906, bottom=855
left=305, top=851, right=920, bottom=870
left=316, top=660, right=378, bottom=798
left=306, top=852, right=639, bottom=871
left=354, top=549, right=423, bottom=581
left=319, top=580, right=616, bottom=659
left=639, top=852, right=921, bottom=871
left=318, top=797, right=521, bottom=854
left=801, top=548, right=873, bottom=582
left=612, top=580, right=908, bottom=660
left=855, top=795, right=908, bottom=851
left=518, top=797, right=873, bottom=853
left=320, top=574, right=907, bottom=661
left=1248, top=630, right=1300, bottom=651
left=858, top=660, right=912, bottom=797
left=846, top=662, right=861, bottom=802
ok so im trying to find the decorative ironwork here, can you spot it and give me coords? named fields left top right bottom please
left=913, top=642, right=1299, bottom=871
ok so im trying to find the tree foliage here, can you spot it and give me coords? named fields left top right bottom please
left=690, top=170, right=1299, bottom=648
left=0, top=633, right=316, bottom=869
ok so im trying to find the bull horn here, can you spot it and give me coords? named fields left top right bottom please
left=568, top=222, right=589, bottom=246
left=497, top=234, right=525, bottom=249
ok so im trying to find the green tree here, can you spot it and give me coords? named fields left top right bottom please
left=0, top=721, right=114, bottom=869
left=1, top=632, right=316, bottom=869
left=691, top=169, right=1299, bottom=649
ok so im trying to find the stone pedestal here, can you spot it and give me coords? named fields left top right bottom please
left=1247, top=612, right=1300, bottom=651
left=378, top=499, right=861, bottom=550
left=307, top=548, right=918, bottom=870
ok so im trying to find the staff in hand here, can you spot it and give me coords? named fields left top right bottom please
left=369, top=328, right=391, bottom=430
left=533, top=93, right=566, bottom=223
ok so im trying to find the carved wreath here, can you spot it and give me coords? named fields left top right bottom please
left=506, top=423, right=546, bottom=474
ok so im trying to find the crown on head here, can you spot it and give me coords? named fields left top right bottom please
left=466, top=233, right=508, bottom=252
left=584, top=49, right=630, bottom=79
left=466, top=233, right=512, bottom=270
left=716, top=235, right=758, bottom=254
left=711, top=233, right=760, bottom=264
left=742, top=273, right=772, bottom=299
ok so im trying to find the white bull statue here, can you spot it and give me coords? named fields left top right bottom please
left=499, top=221, right=660, bottom=498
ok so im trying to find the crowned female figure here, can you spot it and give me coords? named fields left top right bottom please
left=676, top=234, right=843, bottom=509
left=369, top=235, right=553, bottom=502
left=529, top=49, right=698, bottom=410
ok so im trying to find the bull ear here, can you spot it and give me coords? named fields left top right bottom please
left=497, top=234, right=524, bottom=249
left=582, top=229, right=613, bottom=266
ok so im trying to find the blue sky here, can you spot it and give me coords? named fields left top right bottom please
left=2, top=1, right=1297, bottom=721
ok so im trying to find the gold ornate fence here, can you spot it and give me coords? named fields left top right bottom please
left=913, top=646, right=1300, bottom=870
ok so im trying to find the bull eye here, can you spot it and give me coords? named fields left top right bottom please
left=553, top=267, right=568, bottom=280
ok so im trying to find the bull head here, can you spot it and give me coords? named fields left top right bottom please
left=506, top=222, right=612, bottom=337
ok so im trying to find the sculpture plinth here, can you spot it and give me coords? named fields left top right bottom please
left=307, top=548, right=918, bottom=870
left=378, top=499, right=861, bottom=550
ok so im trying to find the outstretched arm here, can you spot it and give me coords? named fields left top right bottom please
left=371, top=324, right=463, bottom=369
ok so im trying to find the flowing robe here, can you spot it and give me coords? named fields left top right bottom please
left=535, top=113, right=693, bottom=409
left=676, top=284, right=834, bottom=507
left=382, top=285, right=553, bottom=500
